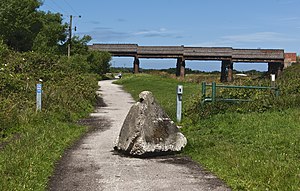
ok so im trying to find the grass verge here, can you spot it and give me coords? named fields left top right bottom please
left=0, top=113, right=89, bottom=190
left=115, top=73, right=300, bottom=191
left=183, top=109, right=300, bottom=190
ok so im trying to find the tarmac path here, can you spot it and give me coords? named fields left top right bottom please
left=48, top=80, right=230, bottom=191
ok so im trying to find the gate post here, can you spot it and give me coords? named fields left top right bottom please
left=212, top=82, right=216, bottom=103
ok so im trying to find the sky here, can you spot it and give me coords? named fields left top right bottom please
left=40, top=0, right=300, bottom=72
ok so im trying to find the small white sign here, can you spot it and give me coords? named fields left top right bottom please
left=271, top=74, right=276, bottom=82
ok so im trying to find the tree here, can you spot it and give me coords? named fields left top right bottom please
left=32, top=12, right=68, bottom=54
left=0, top=0, right=43, bottom=51
left=87, top=51, right=111, bottom=75
left=0, top=0, right=68, bottom=54
left=69, top=35, right=92, bottom=55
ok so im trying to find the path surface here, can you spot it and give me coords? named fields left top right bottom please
left=48, top=80, right=230, bottom=191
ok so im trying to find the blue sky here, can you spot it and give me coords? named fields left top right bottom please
left=40, top=0, right=300, bottom=71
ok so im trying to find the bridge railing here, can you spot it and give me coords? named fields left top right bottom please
left=232, top=49, right=284, bottom=60
left=138, top=46, right=184, bottom=56
left=201, top=81, right=280, bottom=104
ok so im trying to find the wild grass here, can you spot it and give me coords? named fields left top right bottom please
left=0, top=49, right=103, bottom=190
left=115, top=72, right=300, bottom=191
left=0, top=115, right=89, bottom=190
left=183, top=109, right=300, bottom=190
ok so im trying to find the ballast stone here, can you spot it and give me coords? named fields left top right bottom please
left=114, top=91, right=187, bottom=156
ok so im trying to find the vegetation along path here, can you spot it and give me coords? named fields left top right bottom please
left=48, top=80, right=230, bottom=191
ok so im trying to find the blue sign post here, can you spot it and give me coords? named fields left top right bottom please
left=36, top=83, right=42, bottom=111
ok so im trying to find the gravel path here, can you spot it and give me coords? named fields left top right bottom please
left=48, top=80, right=230, bottom=191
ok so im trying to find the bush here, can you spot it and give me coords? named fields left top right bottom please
left=0, top=48, right=104, bottom=139
left=185, top=65, right=300, bottom=119
left=87, top=50, right=111, bottom=75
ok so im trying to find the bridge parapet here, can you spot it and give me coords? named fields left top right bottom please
left=137, top=46, right=184, bottom=58
left=232, top=49, right=284, bottom=62
left=184, top=47, right=232, bottom=60
left=91, top=44, right=138, bottom=56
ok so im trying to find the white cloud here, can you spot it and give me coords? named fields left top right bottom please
left=82, top=27, right=183, bottom=42
left=134, top=28, right=168, bottom=36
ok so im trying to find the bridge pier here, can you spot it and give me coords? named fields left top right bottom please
left=220, top=60, right=233, bottom=82
left=176, top=57, right=185, bottom=78
left=227, top=62, right=233, bottom=82
left=268, top=62, right=284, bottom=77
left=176, top=58, right=180, bottom=76
left=133, top=56, right=140, bottom=74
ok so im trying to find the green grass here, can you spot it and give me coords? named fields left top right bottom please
left=183, top=110, right=300, bottom=190
left=115, top=73, right=300, bottom=191
left=115, top=73, right=201, bottom=121
left=0, top=113, right=89, bottom=191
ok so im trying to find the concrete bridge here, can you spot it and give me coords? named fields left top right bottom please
left=89, top=44, right=285, bottom=82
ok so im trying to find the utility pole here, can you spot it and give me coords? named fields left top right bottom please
left=68, top=15, right=73, bottom=58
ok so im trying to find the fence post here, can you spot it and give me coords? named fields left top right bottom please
left=212, top=82, right=216, bottom=103
left=202, top=81, right=206, bottom=98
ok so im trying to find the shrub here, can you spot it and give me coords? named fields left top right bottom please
left=185, top=65, right=300, bottom=119
left=0, top=48, right=105, bottom=140
left=87, top=51, right=111, bottom=75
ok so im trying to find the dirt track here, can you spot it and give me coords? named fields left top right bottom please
left=48, top=80, right=230, bottom=191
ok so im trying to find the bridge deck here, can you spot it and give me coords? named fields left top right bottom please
left=89, top=44, right=284, bottom=63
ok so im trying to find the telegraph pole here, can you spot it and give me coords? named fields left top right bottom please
left=68, top=15, right=73, bottom=58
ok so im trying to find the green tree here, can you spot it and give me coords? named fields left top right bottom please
left=87, top=51, right=111, bottom=75
left=32, top=12, right=68, bottom=54
left=69, top=35, right=92, bottom=55
left=0, top=0, right=43, bottom=51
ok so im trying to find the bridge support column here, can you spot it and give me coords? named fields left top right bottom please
left=176, top=57, right=185, bottom=78
left=220, top=60, right=233, bottom=82
left=268, top=62, right=284, bottom=77
left=227, top=62, right=233, bottom=82
left=180, top=59, right=186, bottom=78
left=176, top=58, right=181, bottom=76
left=133, top=56, right=140, bottom=74
left=220, top=60, right=228, bottom=82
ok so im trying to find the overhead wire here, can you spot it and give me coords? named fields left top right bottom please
left=61, top=0, right=83, bottom=35
left=45, top=0, right=82, bottom=36
left=62, top=0, right=80, bottom=16
left=49, top=0, right=70, bottom=16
